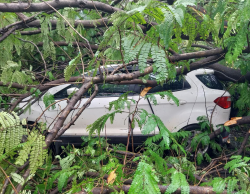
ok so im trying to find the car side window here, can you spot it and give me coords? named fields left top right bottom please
left=146, top=76, right=191, bottom=93
left=97, top=84, right=131, bottom=97
left=53, top=85, right=72, bottom=100
left=83, top=84, right=134, bottom=97
left=54, top=84, right=133, bottom=99
left=196, top=74, right=223, bottom=90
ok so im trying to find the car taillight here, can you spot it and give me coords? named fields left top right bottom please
left=214, top=96, right=231, bottom=109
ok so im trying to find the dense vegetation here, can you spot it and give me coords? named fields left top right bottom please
left=1, top=0, right=250, bottom=193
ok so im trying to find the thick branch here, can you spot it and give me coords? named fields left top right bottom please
left=45, top=82, right=92, bottom=147
left=87, top=185, right=227, bottom=194
left=26, top=18, right=112, bottom=29
left=0, top=11, right=41, bottom=34
left=224, top=117, right=249, bottom=126
left=0, top=49, right=227, bottom=91
left=56, top=85, right=98, bottom=137
left=170, top=48, right=224, bottom=62
left=209, top=63, right=250, bottom=83
left=0, top=1, right=121, bottom=13
left=0, top=26, right=18, bottom=42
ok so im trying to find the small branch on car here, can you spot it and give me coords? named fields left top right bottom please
left=55, top=85, right=98, bottom=138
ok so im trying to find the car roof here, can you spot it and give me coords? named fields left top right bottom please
left=187, top=68, right=214, bottom=76
left=85, top=64, right=214, bottom=76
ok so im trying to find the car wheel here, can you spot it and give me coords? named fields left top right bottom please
left=182, top=125, right=209, bottom=156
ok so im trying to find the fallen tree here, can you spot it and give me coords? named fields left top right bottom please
left=1, top=0, right=250, bottom=193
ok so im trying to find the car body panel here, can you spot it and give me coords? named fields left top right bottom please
left=132, top=75, right=198, bottom=134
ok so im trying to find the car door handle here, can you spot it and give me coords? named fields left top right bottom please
left=169, top=100, right=186, bottom=105
left=179, top=100, right=187, bottom=105
left=169, top=100, right=176, bottom=105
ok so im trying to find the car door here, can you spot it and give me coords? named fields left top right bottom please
left=50, top=83, right=134, bottom=137
left=131, top=75, right=198, bottom=135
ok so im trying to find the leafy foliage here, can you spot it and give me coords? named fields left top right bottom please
left=64, top=52, right=82, bottom=81
left=108, top=91, right=135, bottom=111
left=147, top=90, right=179, bottom=106
left=0, top=111, right=27, bottom=155
left=86, top=110, right=121, bottom=136
left=129, top=161, right=160, bottom=194
left=0, top=61, right=34, bottom=87
left=43, top=92, right=55, bottom=110
left=2, top=0, right=250, bottom=193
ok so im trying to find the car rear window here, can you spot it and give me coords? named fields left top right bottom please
left=196, top=74, right=223, bottom=90
left=146, top=76, right=191, bottom=93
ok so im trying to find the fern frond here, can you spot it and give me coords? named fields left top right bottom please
left=87, top=111, right=121, bottom=136
left=29, top=133, right=47, bottom=174
left=151, top=45, right=168, bottom=83
left=158, top=10, right=174, bottom=49
left=129, top=161, right=160, bottom=194
left=138, top=42, right=151, bottom=72
left=122, top=34, right=143, bottom=63
left=165, top=172, right=181, bottom=194
left=108, top=91, right=135, bottom=111
left=64, top=52, right=82, bottom=81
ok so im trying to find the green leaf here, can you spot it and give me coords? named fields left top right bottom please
left=11, top=172, right=25, bottom=186
left=179, top=173, right=189, bottom=194
left=64, top=52, right=81, bottom=81
left=43, top=92, right=55, bottom=110
left=129, top=162, right=160, bottom=194
left=197, top=153, right=203, bottom=165
left=158, top=12, right=174, bottom=49
left=58, top=172, right=69, bottom=192
left=227, top=178, right=238, bottom=193
left=141, top=116, right=157, bottom=135
left=165, top=172, right=181, bottom=194
left=212, top=178, right=226, bottom=193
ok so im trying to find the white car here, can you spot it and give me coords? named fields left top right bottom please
left=19, top=68, right=231, bottom=152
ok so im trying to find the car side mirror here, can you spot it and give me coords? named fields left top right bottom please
left=67, top=87, right=79, bottom=96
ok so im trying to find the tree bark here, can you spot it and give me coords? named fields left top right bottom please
left=224, top=117, right=249, bottom=126
left=55, top=85, right=98, bottom=137
left=0, top=1, right=121, bottom=13
left=210, top=63, right=250, bottom=83
left=84, top=185, right=228, bottom=194
left=26, top=18, right=112, bottom=29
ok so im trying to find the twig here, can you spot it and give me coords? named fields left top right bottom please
left=196, top=163, right=224, bottom=186
left=55, top=85, right=98, bottom=138
left=237, top=128, right=250, bottom=155
left=18, top=38, right=47, bottom=80
left=123, top=96, right=141, bottom=170
left=204, top=167, right=225, bottom=176
left=41, top=0, right=95, bottom=58
left=34, top=98, right=68, bottom=125
left=0, top=165, right=18, bottom=194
